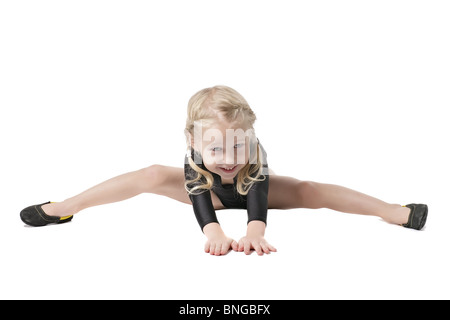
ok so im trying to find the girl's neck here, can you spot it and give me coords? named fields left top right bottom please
left=221, top=177, right=235, bottom=185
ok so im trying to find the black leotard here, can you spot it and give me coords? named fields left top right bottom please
left=184, top=141, right=269, bottom=231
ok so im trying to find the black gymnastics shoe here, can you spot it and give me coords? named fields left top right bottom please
left=20, top=201, right=73, bottom=227
left=402, top=203, right=428, bottom=230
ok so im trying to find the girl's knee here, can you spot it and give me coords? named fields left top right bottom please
left=296, top=181, right=324, bottom=209
left=140, top=164, right=165, bottom=193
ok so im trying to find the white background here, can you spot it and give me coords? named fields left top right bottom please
left=1, top=0, right=449, bottom=299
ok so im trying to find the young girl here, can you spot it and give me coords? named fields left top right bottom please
left=20, top=85, right=428, bottom=256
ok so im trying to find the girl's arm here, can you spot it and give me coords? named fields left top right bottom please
left=185, top=153, right=237, bottom=255
left=187, top=190, right=237, bottom=256
left=188, top=189, right=219, bottom=231
left=237, top=141, right=276, bottom=255
left=246, top=140, right=270, bottom=225
left=238, top=173, right=276, bottom=255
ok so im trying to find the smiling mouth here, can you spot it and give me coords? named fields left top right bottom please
left=218, top=166, right=237, bottom=174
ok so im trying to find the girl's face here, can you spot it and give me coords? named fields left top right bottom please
left=195, top=119, right=253, bottom=183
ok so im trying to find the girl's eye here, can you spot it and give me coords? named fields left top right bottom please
left=210, top=144, right=243, bottom=152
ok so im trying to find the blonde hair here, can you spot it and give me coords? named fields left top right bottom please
left=184, top=85, right=266, bottom=196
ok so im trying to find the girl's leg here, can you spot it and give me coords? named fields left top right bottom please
left=267, top=174, right=410, bottom=225
left=42, top=165, right=225, bottom=217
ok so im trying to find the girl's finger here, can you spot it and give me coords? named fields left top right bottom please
left=238, top=239, right=245, bottom=252
left=244, top=240, right=251, bottom=255
left=253, top=242, right=263, bottom=256
left=260, top=242, right=270, bottom=254
left=208, top=243, right=215, bottom=255
left=221, top=242, right=229, bottom=255
left=231, top=240, right=239, bottom=251
left=215, top=243, right=222, bottom=256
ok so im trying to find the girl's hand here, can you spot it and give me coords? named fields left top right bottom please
left=204, top=236, right=238, bottom=256
left=235, top=236, right=277, bottom=255
left=235, top=220, right=277, bottom=255
left=203, top=223, right=237, bottom=256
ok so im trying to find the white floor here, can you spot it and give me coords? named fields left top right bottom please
left=3, top=190, right=448, bottom=300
